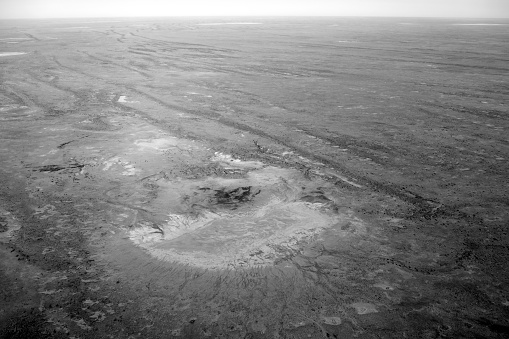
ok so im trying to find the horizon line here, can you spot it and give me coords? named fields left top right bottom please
left=1, top=15, right=509, bottom=21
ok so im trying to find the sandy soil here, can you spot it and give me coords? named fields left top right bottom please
left=0, top=17, right=508, bottom=338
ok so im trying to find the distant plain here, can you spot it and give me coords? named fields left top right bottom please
left=0, top=17, right=508, bottom=338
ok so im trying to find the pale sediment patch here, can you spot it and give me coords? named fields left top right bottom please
left=0, top=38, right=31, bottom=41
left=135, top=201, right=338, bottom=269
left=74, top=20, right=122, bottom=23
left=212, top=152, right=264, bottom=169
left=117, top=95, right=139, bottom=103
left=121, top=164, right=139, bottom=176
left=127, top=161, right=360, bottom=269
left=451, top=23, right=508, bottom=26
left=0, top=52, right=27, bottom=57
left=56, top=27, right=91, bottom=29
left=102, top=156, right=121, bottom=171
left=351, top=302, right=379, bottom=315
left=102, top=156, right=140, bottom=176
left=198, top=22, right=262, bottom=26
left=0, top=208, right=22, bottom=243
left=134, top=137, right=181, bottom=150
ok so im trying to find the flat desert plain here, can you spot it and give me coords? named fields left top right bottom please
left=0, top=17, right=508, bottom=338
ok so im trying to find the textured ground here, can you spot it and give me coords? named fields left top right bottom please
left=1, top=17, right=508, bottom=338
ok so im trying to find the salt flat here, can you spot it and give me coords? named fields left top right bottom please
left=0, top=52, right=26, bottom=56
left=197, top=22, right=262, bottom=25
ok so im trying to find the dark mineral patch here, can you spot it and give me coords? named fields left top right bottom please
left=0, top=216, right=8, bottom=233
left=214, top=186, right=260, bottom=206
left=37, top=163, right=84, bottom=172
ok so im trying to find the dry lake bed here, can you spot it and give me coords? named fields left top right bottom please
left=0, top=17, right=508, bottom=338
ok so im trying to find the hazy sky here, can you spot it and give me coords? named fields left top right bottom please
left=1, top=0, right=508, bottom=19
